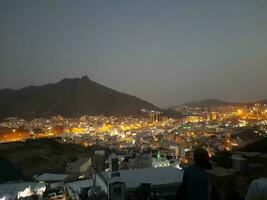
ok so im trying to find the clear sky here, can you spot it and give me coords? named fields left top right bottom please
left=0, top=0, right=267, bottom=107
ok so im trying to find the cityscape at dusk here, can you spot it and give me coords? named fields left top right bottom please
left=0, top=1, right=267, bottom=200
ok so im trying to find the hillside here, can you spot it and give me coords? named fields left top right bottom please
left=182, top=98, right=267, bottom=107
left=179, top=99, right=236, bottom=108
left=242, top=136, right=267, bottom=153
left=0, top=139, right=93, bottom=182
left=0, top=76, right=166, bottom=119
left=234, top=128, right=264, bottom=142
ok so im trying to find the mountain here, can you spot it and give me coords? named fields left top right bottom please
left=182, top=99, right=237, bottom=107
left=0, top=76, right=167, bottom=120
left=182, top=98, right=267, bottom=108
left=259, top=99, right=267, bottom=104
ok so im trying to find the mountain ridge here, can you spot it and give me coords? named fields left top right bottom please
left=180, top=98, right=267, bottom=107
left=0, top=75, right=169, bottom=120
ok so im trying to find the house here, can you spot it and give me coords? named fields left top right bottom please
left=96, top=167, right=183, bottom=199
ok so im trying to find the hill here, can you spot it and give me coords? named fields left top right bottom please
left=183, top=99, right=236, bottom=107
left=242, top=136, right=267, bottom=153
left=182, top=98, right=267, bottom=108
left=234, top=128, right=264, bottom=142
left=0, top=138, right=92, bottom=182
left=0, top=76, right=178, bottom=119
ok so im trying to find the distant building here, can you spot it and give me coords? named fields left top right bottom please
left=211, top=112, right=217, bottom=121
left=149, top=111, right=162, bottom=123
left=123, top=151, right=152, bottom=169
left=183, top=115, right=202, bottom=123
left=152, top=157, right=170, bottom=168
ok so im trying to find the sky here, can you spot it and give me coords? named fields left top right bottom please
left=0, top=0, right=267, bottom=107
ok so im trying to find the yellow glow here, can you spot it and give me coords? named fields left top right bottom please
left=237, top=109, right=243, bottom=115
left=72, top=127, right=86, bottom=134
left=208, top=152, right=212, bottom=158
left=97, top=124, right=113, bottom=133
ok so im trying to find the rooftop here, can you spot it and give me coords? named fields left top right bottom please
left=34, top=173, right=69, bottom=181
left=102, top=167, right=183, bottom=189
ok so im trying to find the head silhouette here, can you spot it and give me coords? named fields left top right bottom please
left=193, top=147, right=212, bottom=170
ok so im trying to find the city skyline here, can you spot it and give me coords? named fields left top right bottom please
left=1, top=0, right=267, bottom=107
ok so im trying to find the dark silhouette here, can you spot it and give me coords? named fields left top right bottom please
left=225, top=181, right=244, bottom=200
left=0, top=76, right=184, bottom=120
left=210, top=186, right=220, bottom=200
left=177, top=147, right=212, bottom=200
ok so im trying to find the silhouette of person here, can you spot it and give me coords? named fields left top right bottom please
left=225, top=180, right=244, bottom=200
left=177, top=147, right=212, bottom=200
left=210, top=186, right=221, bottom=200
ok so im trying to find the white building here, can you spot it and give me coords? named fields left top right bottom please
left=0, top=182, right=46, bottom=200
left=152, top=157, right=170, bottom=168
left=96, top=167, right=183, bottom=199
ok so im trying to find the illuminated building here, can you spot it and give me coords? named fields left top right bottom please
left=183, top=115, right=202, bottom=123
left=152, top=157, right=170, bottom=168
left=149, top=112, right=161, bottom=122
left=211, top=112, right=217, bottom=121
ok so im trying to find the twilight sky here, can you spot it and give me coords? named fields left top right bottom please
left=0, top=0, right=267, bottom=107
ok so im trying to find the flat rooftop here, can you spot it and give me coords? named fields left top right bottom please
left=102, top=167, right=183, bottom=189
left=66, top=179, right=93, bottom=191
left=34, top=173, right=69, bottom=181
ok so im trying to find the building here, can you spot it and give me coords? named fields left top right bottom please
left=0, top=182, right=46, bottom=200
left=183, top=115, right=202, bottom=123
left=231, top=155, right=248, bottom=171
left=96, top=167, right=183, bottom=199
left=34, top=173, right=69, bottom=183
left=124, top=152, right=152, bottom=169
left=152, top=157, right=170, bottom=168
left=66, top=179, right=94, bottom=200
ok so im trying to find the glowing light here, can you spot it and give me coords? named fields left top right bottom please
left=71, top=127, right=87, bottom=134
left=157, top=151, right=161, bottom=161
left=97, top=124, right=113, bottom=133
left=237, top=109, right=243, bottom=115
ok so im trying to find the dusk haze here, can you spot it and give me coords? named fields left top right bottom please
left=1, top=0, right=267, bottom=106
left=0, top=1, right=267, bottom=200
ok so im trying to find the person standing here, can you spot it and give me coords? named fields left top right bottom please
left=177, top=147, right=212, bottom=200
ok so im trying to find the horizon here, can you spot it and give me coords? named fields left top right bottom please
left=0, top=75, right=266, bottom=108
left=1, top=1, right=267, bottom=107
